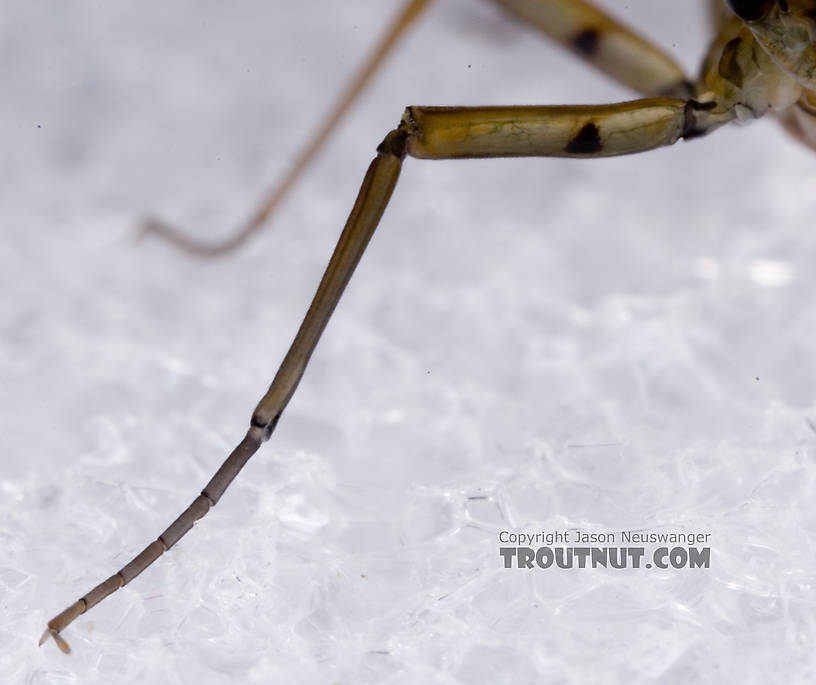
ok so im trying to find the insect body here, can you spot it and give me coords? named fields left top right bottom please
left=39, top=0, right=816, bottom=653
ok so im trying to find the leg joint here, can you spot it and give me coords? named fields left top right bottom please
left=250, top=412, right=280, bottom=441
left=682, top=99, right=726, bottom=140
left=377, top=122, right=410, bottom=159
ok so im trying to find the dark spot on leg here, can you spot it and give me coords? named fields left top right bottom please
left=572, top=28, right=600, bottom=57
left=565, top=122, right=602, bottom=154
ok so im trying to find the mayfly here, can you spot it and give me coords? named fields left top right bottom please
left=40, top=0, right=816, bottom=652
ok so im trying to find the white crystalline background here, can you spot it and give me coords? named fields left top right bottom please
left=3, top=0, right=816, bottom=682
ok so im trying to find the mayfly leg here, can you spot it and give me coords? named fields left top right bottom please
left=140, top=0, right=432, bottom=257
left=41, top=128, right=407, bottom=654
left=42, top=92, right=736, bottom=651
left=490, top=0, right=691, bottom=97
left=139, top=0, right=696, bottom=257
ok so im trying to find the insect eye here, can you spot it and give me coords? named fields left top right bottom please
left=725, top=0, right=777, bottom=21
